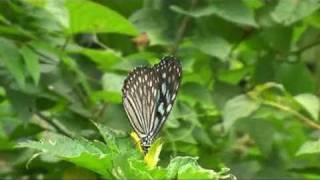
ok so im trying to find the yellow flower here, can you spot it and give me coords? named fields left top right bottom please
left=130, top=132, right=163, bottom=169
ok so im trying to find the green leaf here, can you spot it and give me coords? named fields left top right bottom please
left=101, top=72, right=124, bottom=103
left=102, top=73, right=125, bottom=92
left=192, top=34, right=232, bottom=61
left=238, top=118, right=275, bottom=155
left=91, top=91, right=122, bottom=104
left=296, top=139, right=320, bottom=155
left=294, top=94, right=320, bottom=121
left=171, top=0, right=257, bottom=27
left=218, top=67, right=252, bottom=85
left=65, top=0, right=138, bottom=35
left=275, top=62, right=316, bottom=94
left=73, top=48, right=122, bottom=70
left=223, top=94, right=260, bottom=131
left=20, top=45, right=40, bottom=85
left=0, top=38, right=25, bottom=88
left=259, top=26, right=292, bottom=52
left=17, top=132, right=113, bottom=177
left=166, top=157, right=218, bottom=179
left=271, top=0, right=320, bottom=25
left=92, top=121, right=122, bottom=152
left=44, top=0, right=69, bottom=28
left=129, top=8, right=173, bottom=45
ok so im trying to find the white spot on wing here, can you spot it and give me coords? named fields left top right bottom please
left=166, top=104, right=172, bottom=113
left=171, top=93, right=176, bottom=100
left=161, top=83, right=166, bottom=94
left=158, top=102, right=164, bottom=115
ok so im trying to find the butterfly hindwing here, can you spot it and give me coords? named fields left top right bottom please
left=122, top=56, right=182, bottom=152
left=122, top=67, right=159, bottom=137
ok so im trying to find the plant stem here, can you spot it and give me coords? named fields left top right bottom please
left=290, top=39, right=320, bottom=55
left=35, top=112, right=73, bottom=137
left=262, top=100, right=320, bottom=130
left=171, top=0, right=198, bottom=55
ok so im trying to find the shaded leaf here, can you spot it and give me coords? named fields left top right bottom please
left=223, top=94, right=260, bottom=131
left=171, top=0, right=257, bottom=27
left=0, top=38, right=25, bottom=88
left=20, top=45, right=40, bottom=85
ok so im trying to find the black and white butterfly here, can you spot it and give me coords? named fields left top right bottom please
left=122, top=56, right=182, bottom=154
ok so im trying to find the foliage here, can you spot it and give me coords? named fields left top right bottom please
left=0, top=0, right=320, bottom=179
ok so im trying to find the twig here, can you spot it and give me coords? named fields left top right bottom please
left=170, top=0, right=198, bottom=55
left=290, top=39, right=320, bottom=55
left=35, top=111, right=73, bottom=137
left=91, top=102, right=108, bottom=122
left=61, top=36, right=70, bottom=51
left=262, top=100, right=320, bottom=130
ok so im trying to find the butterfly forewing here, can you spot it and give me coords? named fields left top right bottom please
left=122, top=56, right=182, bottom=152
left=150, top=58, right=182, bottom=140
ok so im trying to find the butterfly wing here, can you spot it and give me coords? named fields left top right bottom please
left=122, top=67, right=160, bottom=139
left=122, top=56, right=182, bottom=152
left=149, top=56, right=182, bottom=140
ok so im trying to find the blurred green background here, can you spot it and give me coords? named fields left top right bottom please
left=1, top=0, right=320, bottom=179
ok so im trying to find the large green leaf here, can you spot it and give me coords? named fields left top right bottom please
left=223, top=94, right=260, bottom=131
left=16, top=129, right=231, bottom=179
left=271, top=0, right=320, bottom=25
left=74, top=48, right=122, bottom=70
left=65, top=0, right=138, bottom=35
left=192, top=34, right=232, bottom=61
left=171, top=0, right=257, bottom=27
left=17, top=132, right=113, bottom=177
left=275, top=62, right=316, bottom=94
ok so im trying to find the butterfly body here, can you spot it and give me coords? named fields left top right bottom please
left=122, top=56, right=182, bottom=154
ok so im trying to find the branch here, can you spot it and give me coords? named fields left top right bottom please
left=262, top=100, right=320, bottom=130
left=170, top=0, right=198, bottom=55
left=290, top=39, right=320, bottom=55
left=35, top=111, right=73, bottom=137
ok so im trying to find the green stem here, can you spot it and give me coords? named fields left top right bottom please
left=261, top=100, right=320, bottom=130
left=171, top=0, right=198, bottom=54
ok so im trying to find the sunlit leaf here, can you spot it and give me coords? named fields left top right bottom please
left=65, top=0, right=138, bottom=35
left=296, top=139, right=320, bottom=155
left=271, top=0, right=320, bottom=25
left=294, top=93, right=320, bottom=121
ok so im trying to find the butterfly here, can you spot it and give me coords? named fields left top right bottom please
left=122, top=56, right=182, bottom=154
